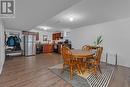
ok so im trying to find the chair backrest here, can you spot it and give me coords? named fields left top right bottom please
left=94, top=47, right=103, bottom=64
left=82, top=45, right=99, bottom=51
left=82, top=45, right=92, bottom=51
left=89, top=46, right=99, bottom=50
left=61, top=46, right=72, bottom=62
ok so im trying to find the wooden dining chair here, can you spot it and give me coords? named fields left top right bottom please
left=82, top=45, right=99, bottom=50
left=61, top=46, right=76, bottom=80
left=87, top=47, right=103, bottom=74
left=82, top=45, right=91, bottom=51
left=81, top=45, right=95, bottom=73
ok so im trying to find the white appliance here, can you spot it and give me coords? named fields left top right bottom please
left=24, top=35, right=36, bottom=56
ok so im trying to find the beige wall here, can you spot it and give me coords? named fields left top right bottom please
left=0, top=19, right=5, bottom=74
left=70, top=18, right=130, bottom=67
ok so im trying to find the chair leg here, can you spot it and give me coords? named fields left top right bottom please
left=93, top=65, right=97, bottom=75
left=76, top=64, right=82, bottom=74
left=70, top=66, right=73, bottom=80
left=98, top=65, right=102, bottom=74
left=92, top=65, right=98, bottom=79
left=61, top=64, right=65, bottom=74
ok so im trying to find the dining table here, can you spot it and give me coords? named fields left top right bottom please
left=70, top=49, right=96, bottom=74
left=71, top=49, right=95, bottom=58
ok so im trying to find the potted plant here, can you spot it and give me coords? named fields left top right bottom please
left=94, top=35, right=103, bottom=46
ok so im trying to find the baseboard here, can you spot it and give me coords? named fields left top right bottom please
left=0, top=61, right=4, bottom=75
left=0, top=64, right=3, bottom=74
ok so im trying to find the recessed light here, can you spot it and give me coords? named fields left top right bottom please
left=43, top=27, right=48, bottom=30
left=69, top=17, right=74, bottom=22
left=37, top=26, right=52, bottom=30
left=61, top=13, right=84, bottom=22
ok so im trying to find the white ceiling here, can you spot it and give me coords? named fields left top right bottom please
left=2, top=0, right=130, bottom=31
left=39, top=0, right=130, bottom=31
left=2, top=0, right=81, bottom=30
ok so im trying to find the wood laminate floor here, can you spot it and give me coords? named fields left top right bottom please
left=0, top=53, right=130, bottom=87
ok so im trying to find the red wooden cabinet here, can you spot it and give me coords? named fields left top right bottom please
left=43, top=44, right=53, bottom=53
left=52, top=32, right=61, bottom=40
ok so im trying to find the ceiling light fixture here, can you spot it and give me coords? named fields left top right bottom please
left=69, top=17, right=74, bottom=22
left=43, top=27, right=48, bottom=30
left=37, top=26, right=52, bottom=30
left=62, top=13, right=83, bottom=22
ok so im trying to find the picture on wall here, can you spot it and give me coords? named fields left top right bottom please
left=43, top=35, right=48, bottom=41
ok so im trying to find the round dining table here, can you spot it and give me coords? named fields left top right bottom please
left=71, top=49, right=95, bottom=58
left=70, top=49, right=96, bottom=74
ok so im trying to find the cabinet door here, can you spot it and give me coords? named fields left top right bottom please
left=52, top=34, right=56, bottom=40
left=52, top=32, right=62, bottom=40
left=43, top=44, right=53, bottom=53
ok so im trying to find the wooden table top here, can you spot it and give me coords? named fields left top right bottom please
left=71, top=49, right=95, bottom=58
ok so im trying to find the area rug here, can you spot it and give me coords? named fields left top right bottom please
left=49, top=63, right=114, bottom=87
